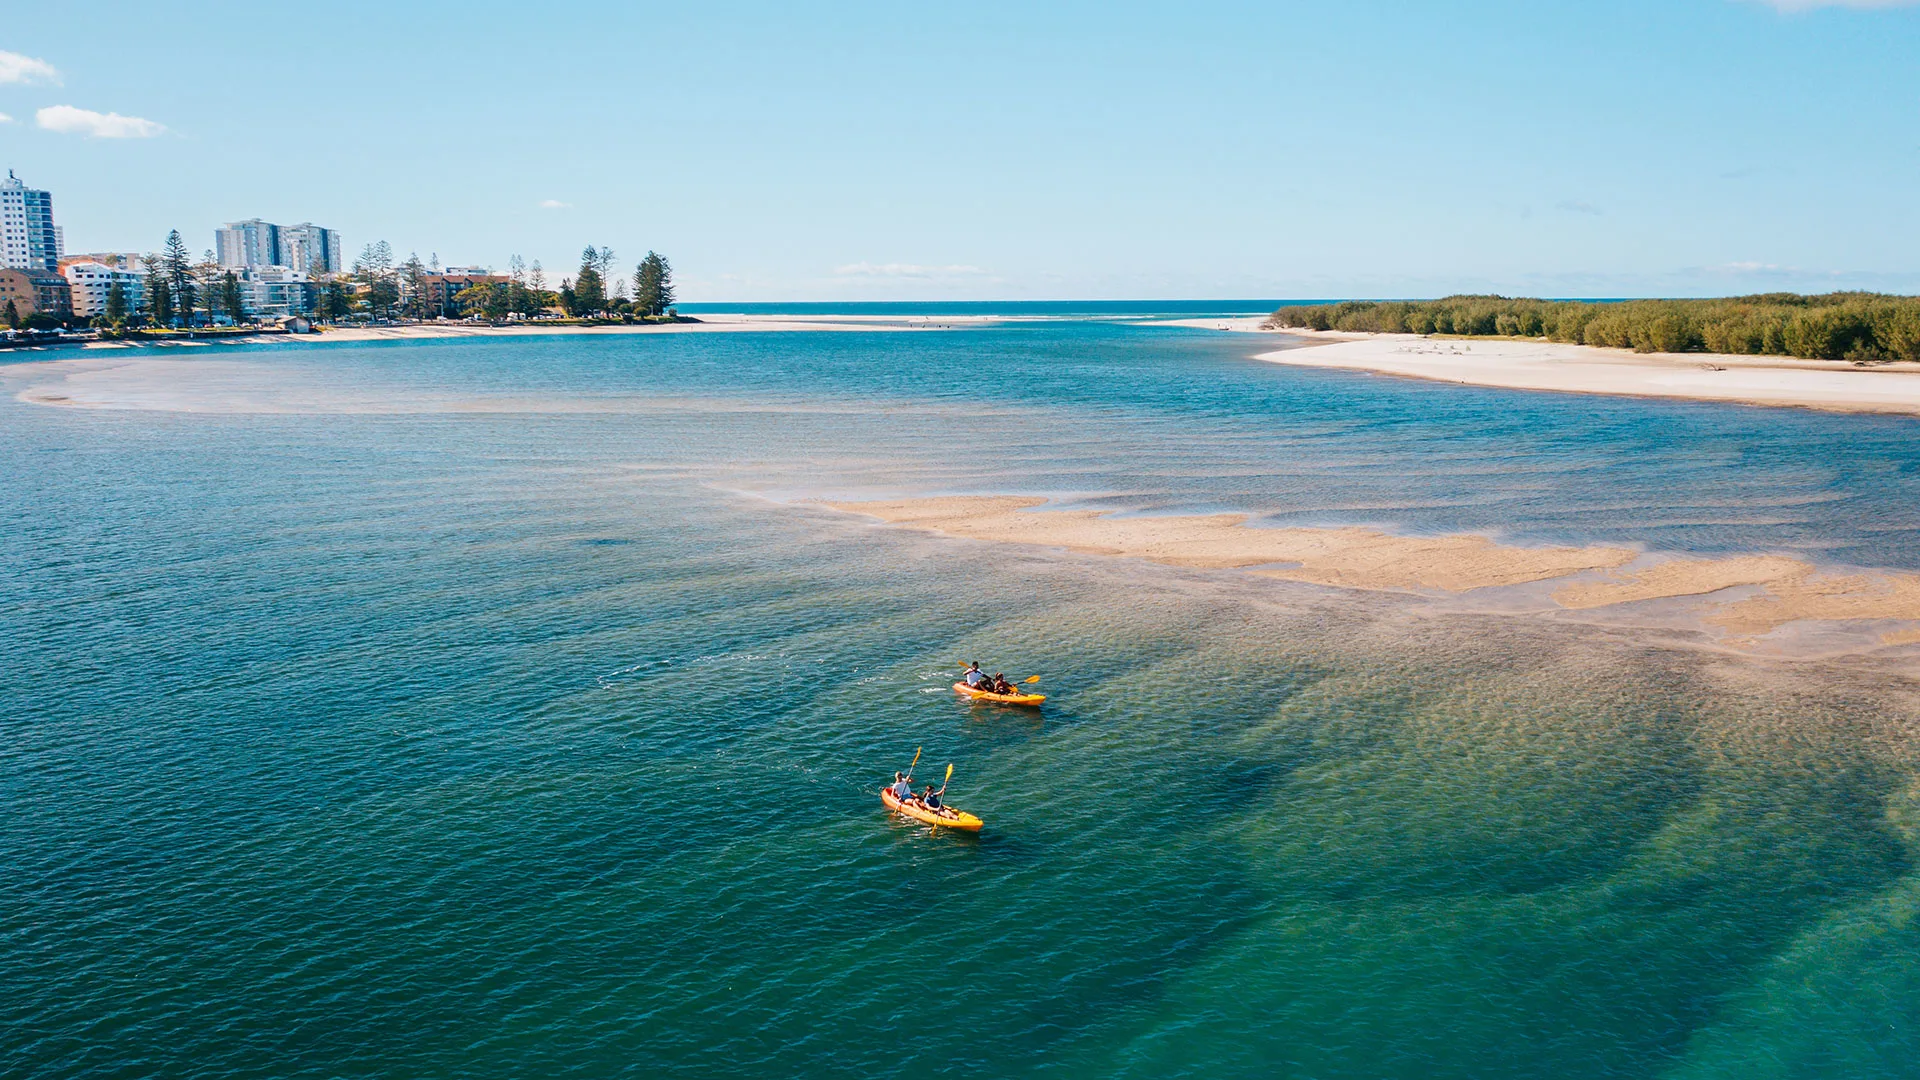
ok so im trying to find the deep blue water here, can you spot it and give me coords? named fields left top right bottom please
left=3, top=318, right=1919, bottom=1078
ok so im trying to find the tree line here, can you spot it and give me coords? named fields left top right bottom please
left=55, top=229, right=249, bottom=331
left=453, top=246, right=677, bottom=321
left=89, top=231, right=680, bottom=330
left=1266, top=293, right=1920, bottom=363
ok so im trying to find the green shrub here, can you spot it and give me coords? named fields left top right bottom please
left=1267, top=292, right=1920, bottom=362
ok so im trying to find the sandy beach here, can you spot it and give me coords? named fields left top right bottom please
left=49, top=312, right=996, bottom=352
left=1214, top=326, right=1920, bottom=416
left=823, top=496, right=1920, bottom=645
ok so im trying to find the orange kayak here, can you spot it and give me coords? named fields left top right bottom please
left=881, top=786, right=983, bottom=831
left=952, top=682, right=1045, bottom=706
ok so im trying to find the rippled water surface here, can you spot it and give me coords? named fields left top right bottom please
left=5, top=318, right=1920, bottom=1078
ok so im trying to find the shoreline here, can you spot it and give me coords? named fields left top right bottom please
left=45, top=312, right=1000, bottom=352
left=1192, top=322, right=1920, bottom=417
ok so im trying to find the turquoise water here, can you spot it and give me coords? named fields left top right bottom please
left=5, top=319, right=1920, bottom=1077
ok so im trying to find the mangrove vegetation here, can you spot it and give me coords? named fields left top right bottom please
left=1267, top=293, right=1920, bottom=362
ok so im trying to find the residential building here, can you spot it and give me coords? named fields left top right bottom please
left=215, top=219, right=280, bottom=269
left=421, top=270, right=508, bottom=317
left=213, top=219, right=341, bottom=276
left=278, top=223, right=342, bottom=275
left=0, top=170, right=60, bottom=272
left=238, top=267, right=314, bottom=318
left=63, top=261, right=146, bottom=319
left=0, top=267, right=74, bottom=320
left=62, top=251, right=147, bottom=274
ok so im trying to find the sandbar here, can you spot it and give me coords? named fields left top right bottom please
left=1242, top=333, right=1920, bottom=417
left=821, top=496, right=1920, bottom=643
left=821, top=496, right=1637, bottom=592
left=259, top=312, right=995, bottom=345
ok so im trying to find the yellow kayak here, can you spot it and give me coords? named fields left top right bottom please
left=881, top=786, right=983, bottom=831
left=952, top=682, right=1046, bottom=706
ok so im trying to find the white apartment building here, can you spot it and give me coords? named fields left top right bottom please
left=215, top=219, right=280, bottom=269
left=63, top=261, right=146, bottom=319
left=215, top=218, right=341, bottom=275
left=1, top=170, right=61, bottom=272
left=237, top=266, right=314, bottom=318
left=279, top=223, right=341, bottom=275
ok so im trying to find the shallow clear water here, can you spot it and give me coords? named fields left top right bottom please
left=4, top=319, right=1919, bottom=1077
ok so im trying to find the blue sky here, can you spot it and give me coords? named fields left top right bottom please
left=1, top=0, right=1916, bottom=300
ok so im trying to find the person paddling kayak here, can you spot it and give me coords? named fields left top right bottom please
left=964, top=662, right=987, bottom=689
left=921, top=780, right=949, bottom=813
left=881, top=759, right=982, bottom=830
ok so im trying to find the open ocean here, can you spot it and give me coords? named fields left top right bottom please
left=5, top=310, right=1920, bottom=1078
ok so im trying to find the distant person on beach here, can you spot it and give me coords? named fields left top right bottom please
left=964, top=662, right=986, bottom=688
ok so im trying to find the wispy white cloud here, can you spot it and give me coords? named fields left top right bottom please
left=36, top=105, right=166, bottom=138
left=834, top=262, right=986, bottom=279
left=538, top=199, right=571, bottom=209
left=1745, top=0, right=1920, bottom=11
left=0, top=50, right=59, bottom=85
left=0, top=112, right=12, bottom=125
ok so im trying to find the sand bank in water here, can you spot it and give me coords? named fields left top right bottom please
left=823, top=497, right=1920, bottom=643
left=1557, top=556, right=1920, bottom=638
left=1247, top=334, right=1920, bottom=417
left=821, top=497, right=1637, bottom=591
left=262, top=313, right=996, bottom=344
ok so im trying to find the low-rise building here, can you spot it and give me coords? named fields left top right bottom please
left=0, top=267, right=73, bottom=320
left=61, top=252, right=147, bottom=274
left=422, top=270, right=508, bottom=317
left=240, top=269, right=315, bottom=319
left=63, top=261, right=146, bottom=319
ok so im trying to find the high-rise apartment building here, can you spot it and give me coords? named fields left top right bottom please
left=215, top=219, right=280, bottom=269
left=215, top=218, right=340, bottom=275
left=279, top=223, right=341, bottom=275
left=0, top=170, right=60, bottom=272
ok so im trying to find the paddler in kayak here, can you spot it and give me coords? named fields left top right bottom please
left=889, top=771, right=914, bottom=801
left=881, top=758, right=982, bottom=830
left=963, top=662, right=987, bottom=689
left=989, top=673, right=1015, bottom=695
left=920, top=778, right=951, bottom=815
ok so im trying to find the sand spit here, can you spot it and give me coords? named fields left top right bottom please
left=820, top=496, right=1637, bottom=592
left=1246, top=334, right=1920, bottom=417
left=1709, top=571, right=1920, bottom=638
left=1552, top=556, right=1810, bottom=609
left=1558, top=555, right=1920, bottom=637
left=271, top=313, right=996, bottom=344
left=822, top=497, right=1920, bottom=645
